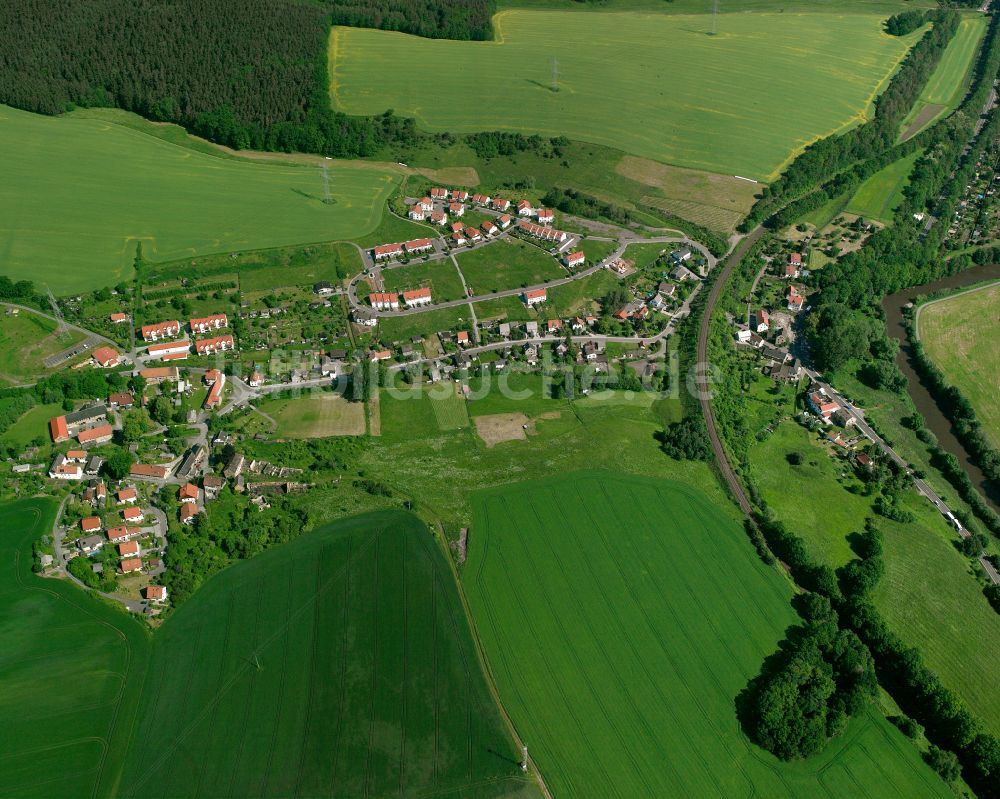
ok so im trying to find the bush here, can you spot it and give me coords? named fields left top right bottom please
left=657, top=416, right=711, bottom=461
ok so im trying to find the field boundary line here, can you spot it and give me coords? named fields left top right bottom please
left=912, top=278, right=1000, bottom=341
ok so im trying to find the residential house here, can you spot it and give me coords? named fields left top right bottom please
left=118, top=487, right=138, bottom=504
left=492, top=198, right=510, bottom=212
left=320, top=357, right=340, bottom=377
left=787, top=286, right=805, bottom=312
left=141, top=320, right=181, bottom=342
left=430, top=187, right=447, bottom=201
left=536, top=208, right=554, bottom=225
left=452, top=232, right=467, bottom=247
left=108, top=392, right=134, bottom=409
left=78, top=424, right=113, bottom=446
left=352, top=308, right=377, bottom=327
left=547, top=319, right=562, bottom=334
left=79, top=535, right=104, bottom=555
left=807, top=389, right=840, bottom=423
left=48, top=454, right=82, bottom=480
left=671, top=264, right=696, bottom=282
left=147, top=340, right=191, bottom=360
left=110, top=312, right=129, bottom=324
left=564, top=251, right=585, bottom=268
left=518, top=221, right=568, bottom=244
left=130, top=463, right=170, bottom=481
left=179, top=483, right=199, bottom=503
left=517, top=200, right=533, bottom=216
left=752, top=308, right=770, bottom=334
left=429, top=211, right=447, bottom=225
left=373, top=243, right=404, bottom=261
left=194, top=335, right=235, bottom=356
left=139, top=366, right=179, bottom=383
left=402, top=287, right=432, bottom=308
left=497, top=214, right=512, bottom=229
left=449, top=202, right=465, bottom=217
left=522, top=288, right=547, bottom=306
left=464, top=227, right=482, bottom=242
left=451, top=189, right=469, bottom=202
left=203, top=475, right=225, bottom=500
left=456, top=331, right=469, bottom=346
left=418, top=196, right=434, bottom=211
left=408, top=204, right=425, bottom=221
left=80, top=516, right=102, bottom=534
left=248, top=371, right=265, bottom=386
left=91, top=346, right=120, bottom=368
left=404, top=238, right=434, bottom=254
left=146, top=585, right=168, bottom=603
left=204, top=373, right=226, bottom=409
left=107, top=524, right=141, bottom=544
left=481, top=220, right=498, bottom=237
left=119, top=557, right=142, bottom=574
left=370, top=349, right=392, bottom=362
left=670, top=246, right=692, bottom=263
left=472, top=193, right=492, bottom=206
left=190, top=313, right=228, bottom=335
left=118, top=540, right=140, bottom=558
left=313, top=281, right=334, bottom=296
left=179, top=503, right=199, bottom=525
left=369, top=292, right=400, bottom=311
left=122, top=506, right=144, bottom=523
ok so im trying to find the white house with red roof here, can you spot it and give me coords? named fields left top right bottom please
left=456, top=330, right=469, bottom=346
left=517, top=199, right=533, bottom=216
left=808, top=388, right=840, bottom=424
left=409, top=204, right=425, bottom=221
left=179, top=482, right=199, bottom=503
left=564, top=251, right=585, bottom=268
left=404, top=238, right=434, bottom=254
left=492, top=198, right=511, bottom=212
left=449, top=202, right=465, bottom=217
left=472, top=193, right=491, bottom=206
left=402, top=287, right=433, bottom=307
left=522, top=288, right=547, bottom=306
left=430, top=187, right=448, bottom=200
left=110, top=312, right=129, bottom=324
left=146, top=585, right=168, bottom=603
left=536, top=208, right=554, bottom=225
left=752, top=308, right=770, bottom=334
left=147, top=340, right=191, bottom=360
left=787, top=286, right=805, bottom=312
left=369, top=293, right=399, bottom=311
left=117, top=487, right=138, bottom=504
left=418, top=196, right=434, bottom=211
left=452, top=232, right=467, bottom=246
left=122, top=506, right=144, bottom=523
left=141, top=320, right=181, bottom=342
left=195, top=335, right=234, bottom=356
left=498, top=214, right=512, bottom=229
left=373, top=243, right=404, bottom=260
left=451, top=189, right=469, bottom=202
left=430, top=211, right=447, bottom=225
left=78, top=424, right=113, bottom=446
left=189, top=313, right=228, bottom=335
left=481, top=220, right=498, bottom=236
left=107, top=524, right=140, bottom=544
left=465, top=227, right=482, bottom=242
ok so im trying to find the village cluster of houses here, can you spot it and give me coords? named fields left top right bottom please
left=132, top=313, right=235, bottom=362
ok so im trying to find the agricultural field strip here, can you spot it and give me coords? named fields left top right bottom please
left=124, top=529, right=380, bottom=794
left=331, top=11, right=922, bottom=180
left=469, top=474, right=942, bottom=798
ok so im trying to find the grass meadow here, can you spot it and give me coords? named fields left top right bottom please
left=0, top=105, right=399, bottom=293
left=464, top=471, right=950, bottom=798
left=899, top=14, right=987, bottom=139
left=258, top=392, right=366, bottom=437
left=119, top=510, right=537, bottom=799
left=382, top=259, right=468, bottom=302
left=918, top=281, right=1000, bottom=448
left=846, top=149, right=922, bottom=223
left=0, top=498, right=150, bottom=799
left=457, top=238, right=565, bottom=294
left=331, top=10, right=922, bottom=180
left=750, top=421, right=1000, bottom=735
left=0, top=309, right=86, bottom=386
left=0, top=401, right=64, bottom=450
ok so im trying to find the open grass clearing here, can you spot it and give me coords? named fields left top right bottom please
left=749, top=420, right=1000, bottom=735
left=378, top=305, right=471, bottom=343
left=846, top=149, right=922, bottom=223
left=257, top=391, right=365, bottom=438
left=544, top=270, right=617, bottom=317
left=0, top=498, right=150, bottom=799
left=381, top=259, right=467, bottom=303
left=457, top=238, right=564, bottom=294
left=899, top=14, right=987, bottom=140
left=332, top=10, right=922, bottom=180
left=465, top=471, right=950, bottom=798
left=119, top=510, right=536, bottom=798
left=0, top=105, right=399, bottom=293
left=0, top=401, right=64, bottom=450
left=917, top=281, right=1000, bottom=448
left=0, top=309, right=86, bottom=386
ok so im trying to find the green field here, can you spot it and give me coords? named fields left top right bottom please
left=900, top=14, right=987, bottom=139
left=0, top=401, right=64, bottom=450
left=0, top=498, right=150, bottom=799
left=749, top=421, right=1000, bottom=735
left=382, top=259, right=468, bottom=303
left=0, top=309, right=86, bottom=386
left=331, top=10, right=922, bottom=180
left=119, top=510, right=536, bottom=798
left=258, top=392, right=366, bottom=437
left=845, top=149, right=922, bottom=223
left=457, top=238, right=564, bottom=294
left=465, top=472, right=950, bottom=798
left=378, top=304, right=471, bottom=343
left=0, top=105, right=399, bottom=293
left=918, top=282, right=1000, bottom=448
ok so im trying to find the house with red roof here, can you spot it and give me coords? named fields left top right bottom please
left=430, top=187, right=448, bottom=200
left=787, top=286, right=805, bottom=312
left=373, top=243, right=404, bottom=260
left=118, top=487, right=138, bottom=504
left=472, top=193, right=492, bottom=206
left=408, top=204, right=425, bottom=221
left=118, top=540, right=140, bottom=558
left=78, top=424, right=113, bottom=446
left=430, top=211, right=447, bottom=225
left=564, top=251, right=585, bottom=268
left=194, top=335, right=235, bottom=356
left=456, top=330, right=469, bottom=346
left=808, top=389, right=840, bottom=423
left=536, top=208, right=554, bottom=225
left=402, top=287, right=433, bottom=307
left=418, top=196, right=434, bottom=211
left=49, top=416, right=70, bottom=443
left=465, top=227, right=482, bottom=242
left=449, top=202, right=465, bottom=217
left=110, top=312, right=129, bottom=324
left=179, top=503, right=199, bottom=525
left=451, top=221, right=465, bottom=234
left=130, top=463, right=170, bottom=481
left=452, top=232, right=467, bottom=246
left=146, top=585, right=168, bottom=603
left=80, top=516, right=102, bottom=533
left=119, top=557, right=142, bottom=574
left=404, top=238, right=434, bottom=254
left=752, top=309, right=769, bottom=334
left=91, top=347, right=120, bottom=368
left=179, top=482, right=199, bottom=503
left=108, top=392, right=133, bottom=409
left=498, top=214, right=512, bottom=229
left=481, top=220, right=498, bottom=236
left=147, top=340, right=190, bottom=360
left=492, top=198, right=511, bottom=212
left=522, top=288, right=547, bottom=306
left=140, top=320, right=181, bottom=342
left=139, top=366, right=178, bottom=382
left=107, top=524, right=141, bottom=544
left=517, top=200, right=533, bottom=216
left=205, top=375, right=225, bottom=409
left=189, top=313, right=228, bottom=335
left=451, top=189, right=469, bottom=202
left=122, top=506, right=144, bottom=523
left=369, top=293, right=399, bottom=311
left=370, top=349, right=392, bottom=362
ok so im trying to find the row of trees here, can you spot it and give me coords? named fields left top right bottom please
left=328, top=0, right=495, bottom=40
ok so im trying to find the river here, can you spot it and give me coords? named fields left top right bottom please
left=882, top=263, right=1000, bottom=512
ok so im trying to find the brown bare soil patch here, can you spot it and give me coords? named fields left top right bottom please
left=901, top=104, right=945, bottom=143
left=474, top=412, right=531, bottom=447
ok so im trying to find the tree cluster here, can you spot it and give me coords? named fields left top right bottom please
left=739, top=593, right=878, bottom=760
left=328, top=0, right=495, bottom=40
left=657, top=417, right=712, bottom=461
